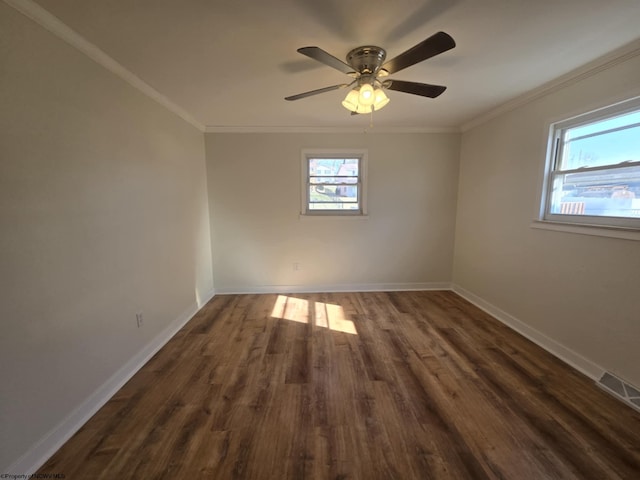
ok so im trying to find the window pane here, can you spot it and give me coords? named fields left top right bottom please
left=566, top=110, right=640, bottom=141
left=560, top=117, right=640, bottom=170
left=308, top=158, right=359, bottom=176
left=304, top=152, right=365, bottom=216
left=309, top=185, right=358, bottom=204
left=549, top=164, right=640, bottom=218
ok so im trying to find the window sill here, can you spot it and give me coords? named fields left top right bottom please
left=299, top=214, right=369, bottom=221
left=530, top=220, right=640, bottom=241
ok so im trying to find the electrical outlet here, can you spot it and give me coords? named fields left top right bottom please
left=293, top=262, right=301, bottom=271
left=136, top=312, right=144, bottom=328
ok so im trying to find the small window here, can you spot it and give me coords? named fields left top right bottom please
left=543, top=97, right=640, bottom=229
left=301, top=149, right=367, bottom=216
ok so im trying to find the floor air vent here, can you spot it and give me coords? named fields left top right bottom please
left=598, top=372, right=640, bottom=412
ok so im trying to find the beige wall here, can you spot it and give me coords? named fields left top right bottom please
left=453, top=54, right=640, bottom=386
left=206, top=132, right=460, bottom=292
left=0, top=4, right=213, bottom=470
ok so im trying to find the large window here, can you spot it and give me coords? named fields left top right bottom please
left=301, top=149, right=367, bottom=216
left=543, top=97, right=640, bottom=229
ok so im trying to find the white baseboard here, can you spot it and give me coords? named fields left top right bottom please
left=213, top=282, right=452, bottom=295
left=8, top=290, right=215, bottom=475
left=451, top=284, right=604, bottom=381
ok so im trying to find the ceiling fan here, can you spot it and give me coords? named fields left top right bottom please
left=285, top=31, right=455, bottom=114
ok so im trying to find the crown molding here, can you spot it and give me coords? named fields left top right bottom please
left=461, top=38, right=640, bottom=132
left=204, top=125, right=460, bottom=134
left=4, top=0, right=205, bottom=132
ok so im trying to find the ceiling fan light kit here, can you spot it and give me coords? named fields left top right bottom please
left=285, top=31, right=456, bottom=116
left=341, top=84, right=389, bottom=114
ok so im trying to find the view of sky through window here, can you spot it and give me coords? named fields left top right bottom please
left=562, top=110, right=640, bottom=169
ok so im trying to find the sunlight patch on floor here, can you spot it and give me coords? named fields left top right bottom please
left=271, top=295, right=357, bottom=335
left=271, top=295, right=309, bottom=324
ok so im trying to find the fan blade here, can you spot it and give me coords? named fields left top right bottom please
left=297, top=47, right=355, bottom=74
left=382, top=31, right=455, bottom=74
left=285, top=84, right=350, bottom=101
left=385, top=80, right=446, bottom=98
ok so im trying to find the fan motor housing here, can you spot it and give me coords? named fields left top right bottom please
left=346, top=46, right=386, bottom=74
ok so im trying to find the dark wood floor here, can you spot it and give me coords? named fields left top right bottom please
left=39, top=291, right=640, bottom=479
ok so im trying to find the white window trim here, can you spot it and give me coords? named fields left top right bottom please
left=530, top=219, right=640, bottom=241
left=300, top=148, right=368, bottom=218
left=533, top=96, right=640, bottom=240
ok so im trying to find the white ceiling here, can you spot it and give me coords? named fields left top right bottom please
left=26, top=0, right=640, bottom=131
